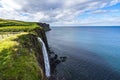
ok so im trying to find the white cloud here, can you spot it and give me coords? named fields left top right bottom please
left=54, top=15, right=120, bottom=26
left=0, top=0, right=120, bottom=26
left=88, top=9, right=119, bottom=14
left=110, top=0, right=120, bottom=6
left=1, top=0, right=21, bottom=11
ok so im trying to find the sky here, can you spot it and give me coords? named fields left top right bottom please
left=0, top=0, right=120, bottom=26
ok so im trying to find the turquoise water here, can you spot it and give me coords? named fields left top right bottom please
left=46, top=27, right=120, bottom=80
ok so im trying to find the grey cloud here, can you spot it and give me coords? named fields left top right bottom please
left=19, top=0, right=64, bottom=13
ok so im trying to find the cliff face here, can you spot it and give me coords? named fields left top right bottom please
left=31, top=28, right=50, bottom=78
left=29, top=34, right=46, bottom=79
left=29, top=26, right=50, bottom=80
left=37, top=23, right=51, bottom=31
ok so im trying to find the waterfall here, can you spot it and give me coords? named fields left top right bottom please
left=37, top=37, right=50, bottom=77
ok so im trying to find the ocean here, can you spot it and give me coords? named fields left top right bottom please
left=46, top=27, right=120, bottom=80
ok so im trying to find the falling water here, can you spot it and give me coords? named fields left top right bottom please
left=37, top=37, right=50, bottom=77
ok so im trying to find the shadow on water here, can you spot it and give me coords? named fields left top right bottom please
left=49, top=47, right=67, bottom=80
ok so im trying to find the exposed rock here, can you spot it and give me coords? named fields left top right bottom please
left=37, top=22, right=51, bottom=31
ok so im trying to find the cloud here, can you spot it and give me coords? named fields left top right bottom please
left=110, top=0, right=120, bottom=6
left=0, top=0, right=120, bottom=26
left=54, top=15, right=120, bottom=26
left=88, top=9, right=119, bottom=14
left=1, top=0, right=22, bottom=10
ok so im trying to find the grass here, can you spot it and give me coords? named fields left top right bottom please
left=0, top=18, right=41, bottom=32
left=0, top=19, right=45, bottom=80
left=0, top=33, right=43, bottom=80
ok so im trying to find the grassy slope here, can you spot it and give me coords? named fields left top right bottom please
left=0, top=19, right=44, bottom=80
left=0, top=19, right=40, bottom=32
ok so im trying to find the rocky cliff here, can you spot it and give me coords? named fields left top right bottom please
left=37, top=22, right=51, bottom=31
left=30, top=29, right=50, bottom=80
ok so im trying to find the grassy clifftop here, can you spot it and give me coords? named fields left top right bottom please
left=0, top=19, right=40, bottom=32
left=0, top=19, right=48, bottom=80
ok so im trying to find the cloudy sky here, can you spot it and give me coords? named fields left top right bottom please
left=0, top=0, right=120, bottom=26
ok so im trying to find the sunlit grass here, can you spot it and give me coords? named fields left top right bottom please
left=0, top=24, right=40, bottom=32
left=0, top=18, right=41, bottom=32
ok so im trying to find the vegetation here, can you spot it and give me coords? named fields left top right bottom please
left=0, top=19, right=41, bottom=32
left=0, top=19, right=44, bottom=80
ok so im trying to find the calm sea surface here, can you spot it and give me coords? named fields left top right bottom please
left=46, top=27, right=120, bottom=80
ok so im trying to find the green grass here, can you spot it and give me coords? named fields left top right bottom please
left=0, top=19, right=34, bottom=27
left=0, top=33, right=43, bottom=80
left=0, top=18, right=41, bottom=32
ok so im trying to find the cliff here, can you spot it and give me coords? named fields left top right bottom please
left=0, top=19, right=50, bottom=80
left=37, top=22, right=51, bottom=31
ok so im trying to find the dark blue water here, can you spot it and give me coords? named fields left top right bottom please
left=46, top=27, right=120, bottom=80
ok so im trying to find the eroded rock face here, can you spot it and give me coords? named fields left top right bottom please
left=29, top=28, right=50, bottom=80
left=37, top=23, right=51, bottom=31
left=34, top=28, right=49, bottom=50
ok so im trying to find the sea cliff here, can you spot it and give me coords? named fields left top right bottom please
left=37, top=22, right=51, bottom=31
left=0, top=19, right=51, bottom=80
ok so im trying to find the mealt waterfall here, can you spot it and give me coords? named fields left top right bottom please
left=37, top=37, right=50, bottom=77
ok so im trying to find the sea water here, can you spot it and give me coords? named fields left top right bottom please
left=46, top=27, right=120, bottom=80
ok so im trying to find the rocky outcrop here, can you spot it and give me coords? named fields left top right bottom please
left=37, top=23, right=51, bottom=31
